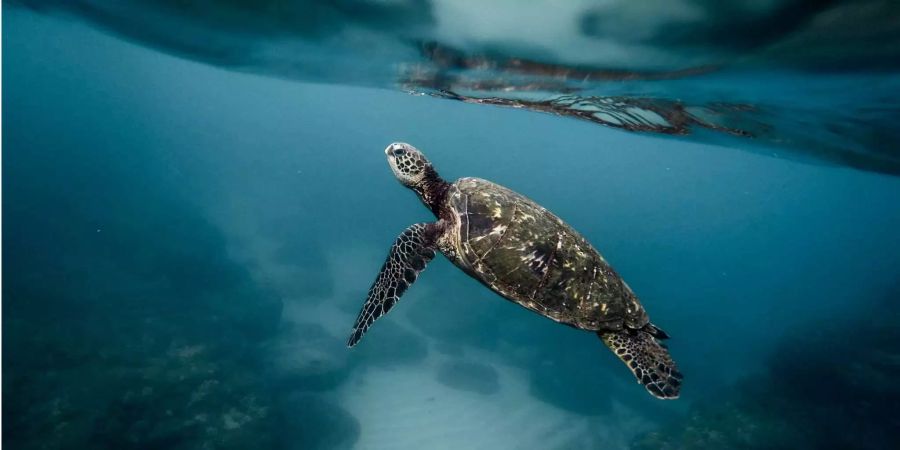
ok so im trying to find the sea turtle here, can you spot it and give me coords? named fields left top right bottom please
left=347, top=142, right=682, bottom=399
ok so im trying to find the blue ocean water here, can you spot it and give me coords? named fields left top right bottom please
left=4, top=3, right=900, bottom=449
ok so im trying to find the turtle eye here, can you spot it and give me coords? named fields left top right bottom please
left=393, top=148, right=407, bottom=156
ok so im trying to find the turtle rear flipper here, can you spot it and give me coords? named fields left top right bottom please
left=600, top=327, right=683, bottom=399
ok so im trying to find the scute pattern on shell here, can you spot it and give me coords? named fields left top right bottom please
left=447, top=178, right=649, bottom=332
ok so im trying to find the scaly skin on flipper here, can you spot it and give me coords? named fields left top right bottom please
left=600, top=326, right=683, bottom=399
left=347, top=222, right=439, bottom=347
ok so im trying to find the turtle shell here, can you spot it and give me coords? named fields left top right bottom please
left=447, top=177, right=648, bottom=331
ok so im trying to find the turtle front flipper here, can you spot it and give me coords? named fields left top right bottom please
left=347, top=222, right=441, bottom=347
left=600, top=326, right=683, bottom=399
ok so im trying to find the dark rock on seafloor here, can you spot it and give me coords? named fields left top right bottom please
left=527, top=356, right=614, bottom=417
left=275, top=393, right=360, bottom=450
left=266, top=322, right=352, bottom=392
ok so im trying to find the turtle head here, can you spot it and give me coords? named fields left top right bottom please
left=385, top=142, right=433, bottom=188
left=385, top=142, right=448, bottom=214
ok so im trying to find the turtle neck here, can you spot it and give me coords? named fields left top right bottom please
left=413, top=166, right=450, bottom=217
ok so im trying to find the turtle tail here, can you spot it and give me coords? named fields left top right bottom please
left=599, top=324, right=683, bottom=399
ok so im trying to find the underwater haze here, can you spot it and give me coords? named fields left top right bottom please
left=5, top=3, right=900, bottom=449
